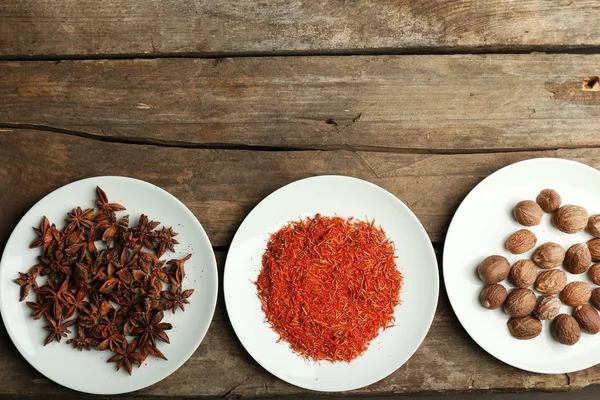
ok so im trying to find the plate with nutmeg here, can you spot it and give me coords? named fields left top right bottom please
left=444, top=158, right=600, bottom=374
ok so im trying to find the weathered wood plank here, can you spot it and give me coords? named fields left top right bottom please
left=3, top=130, right=600, bottom=397
left=0, top=1, right=599, bottom=57
left=5, top=129, right=600, bottom=248
left=2, top=55, right=600, bottom=152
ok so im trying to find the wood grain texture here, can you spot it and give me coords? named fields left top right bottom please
left=1, top=130, right=600, bottom=397
left=2, top=55, right=600, bottom=152
left=1, top=1, right=600, bottom=57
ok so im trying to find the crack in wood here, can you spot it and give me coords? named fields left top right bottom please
left=222, top=376, right=252, bottom=400
left=2, top=45, right=600, bottom=62
left=5, top=122, right=600, bottom=156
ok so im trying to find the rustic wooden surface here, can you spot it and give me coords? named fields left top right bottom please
left=3, top=1, right=600, bottom=397
left=1, top=1, right=600, bottom=57
left=2, top=131, right=600, bottom=398
left=1, top=55, right=600, bottom=152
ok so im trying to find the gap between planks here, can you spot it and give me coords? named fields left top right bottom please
left=4, top=124, right=600, bottom=156
left=2, top=45, right=600, bottom=62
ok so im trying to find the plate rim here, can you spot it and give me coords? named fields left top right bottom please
left=443, top=157, right=600, bottom=374
left=0, top=175, right=219, bottom=394
left=223, top=174, right=439, bottom=392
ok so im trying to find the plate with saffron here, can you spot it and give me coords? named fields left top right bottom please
left=224, top=175, right=439, bottom=392
left=0, top=176, right=218, bottom=394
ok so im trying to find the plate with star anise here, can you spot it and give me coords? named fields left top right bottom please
left=0, top=176, right=218, bottom=394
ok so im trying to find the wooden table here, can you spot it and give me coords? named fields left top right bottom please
left=2, top=1, right=600, bottom=398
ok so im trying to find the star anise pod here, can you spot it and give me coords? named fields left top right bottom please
left=137, top=250, right=161, bottom=274
left=95, top=186, right=126, bottom=214
left=107, top=338, right=145, bottom=375
left=96, top=215, right=129, bottom=247
left=89, top=301, right=122, bottom=339
left=79, top=302, right=102, bottom=328
left=13, top=266, right=41, bottom=301
left=73, top=262, right=90, bottom=288
left=38, top=254, right=72, bottom=281
left=96, top=330, right=126, bottom=352
left=164, top=254, right=191, bottom=287
left=153, top=227, right=179, bottom=258
left=135, top=214, right=161, bottom=249
left=131, top=310, right=172, bottom=348
left=26, top=294, right=50, bottom=320
left=144, top=343, right=167, bottom=361
left=43, top=317, right=76, bottom=345
left=162, top=286, right=194, bottom=313
left=114, top=292, right=141, bottom=314
left=65, top=206, right=95, bottom=231
left=29, top=216, right=60, bottom=253
left=64, top=286, right=88, bottom=319
left=35, top=277, right=76, bottom=319
left=65, top=242, right=86, bottom=261
left=63, top=225, right=86, bottom=247
left=86, top=225, right=98, bottom=255
left=142, top=287, right=163, bottom=311
left=67, top=326, right=97, bottom=351
left=98, top=266, right=132, bottom=293
left=119, top=308, right=141, bottom=336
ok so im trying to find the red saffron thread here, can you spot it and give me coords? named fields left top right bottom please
left=256, top=214, right=402, bottom=362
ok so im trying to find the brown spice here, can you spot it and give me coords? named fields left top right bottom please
left=505, top=229, right=537, bottom=254
left=589, top=263, right=600, bottom=286
left=480, top=284, right=507, bottom=310
left=564, top=243, right=592, bottom=274
left=536, top=189, right=561, bottom=213
left=534, top=269, right=567, bottom=295
left=562, top=281, right=592, bottom=307
left=508, top=260, right=537, bottom=288
left=552, top=205, right=588, bottom=234
left=587, top=214, right=600, bottom=237
left=14, top=186, right=194, bottom=375
left=513, top=200, right=543, bottom=226
left=532, top=242, right=565, bottom=269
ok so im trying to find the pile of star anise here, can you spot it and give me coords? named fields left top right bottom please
left=14, top=187, right=194, bottom=375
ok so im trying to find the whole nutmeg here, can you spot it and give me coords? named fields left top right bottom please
left=505, top=229, right=537, bottom=254
left=535, top=269, right=567, bottom=294
left=534, top=295, right=561, bottom=320
left=509, top=260, right=537, bottom=288
left=591, top=288, right=600, bottom=311
left=562, top=281, right=592, bottom=307
left=532, top=242, right=565, bottom=269
left=480, top=284, right=507, bottom=310
left=588, top=239, right=600, bottom=262
left=587, top=214, right=600, bottom=237
left=564, top=243, right=592, bottom=274
left=552, top=314, right=581, bottom=345
left=514, top=200, right=543, bottom=226
left=552, top=205, right=588, bottom=234
left=536, top=189, right=562, bottom=213
left=477, top=255, right=510, bottom=284
left=573, top=304, right=600, bottom=334
left=504, top=288, right=536, bottom=317
left=589, top=263, right=600, bottom=286
left=507, top=316, right=543, bottom=340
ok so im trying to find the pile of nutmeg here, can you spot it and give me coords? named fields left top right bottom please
left=478, top=189, right=600, bottom=346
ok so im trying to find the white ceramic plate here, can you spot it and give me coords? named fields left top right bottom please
left=444, top=158, right=600, bottom=374
left=0, top=176, right=218, bottom=394
left=224, top=175, right=439, bottom=392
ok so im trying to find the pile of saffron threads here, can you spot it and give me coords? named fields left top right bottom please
left=256, top=214, right=402, bottom=362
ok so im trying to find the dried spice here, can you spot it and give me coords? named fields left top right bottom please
left=256, top=214, right=402, bottom=362
left=14, top=186, right=194, bottom=374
